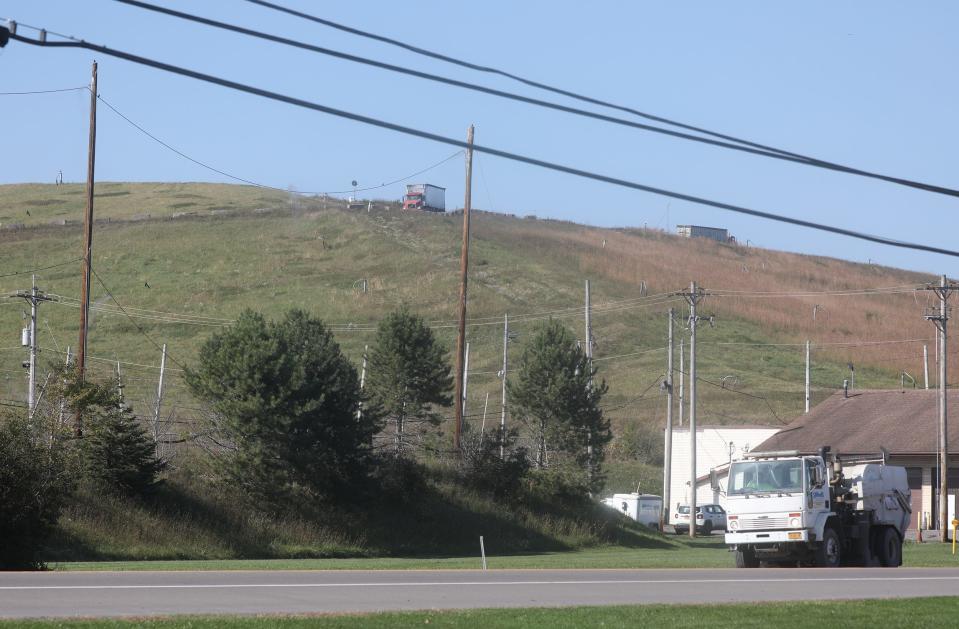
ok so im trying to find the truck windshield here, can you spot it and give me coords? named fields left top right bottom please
left=728, top=459, right=803, bottom=495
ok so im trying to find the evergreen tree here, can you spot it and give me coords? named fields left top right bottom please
left=50, top=366, right=165, bottom=497
left=185, top=309, right=371, bottom=503
left=0, top=412, right=74, bottom=569
left=365, top=309, right=453, bottom=454
left=508, top=319, right=610, bottom=489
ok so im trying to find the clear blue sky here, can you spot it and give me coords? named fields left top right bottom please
left=2, top=1, right=956, bottom=275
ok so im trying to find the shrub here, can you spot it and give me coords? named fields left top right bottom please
left=0, top=413, right=74, bottom=569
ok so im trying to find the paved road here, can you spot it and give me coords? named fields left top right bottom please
left=1, top=568, right=957, bottom=618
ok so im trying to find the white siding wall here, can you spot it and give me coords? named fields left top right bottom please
left=666, top=426, right=780, bottom=519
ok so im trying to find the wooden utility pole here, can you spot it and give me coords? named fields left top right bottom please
left=152, top=343, right=167, bottom=455
left=585, top=279, right=593, bottom=484
left=676, top=281, right=706, bottom=538
left=356, top=344, right=368, bottom=421
left=805, top=340, right=811, bottom=413
left=16, top=276, right=52, bottom=416
left=921, top=274, right=955, bottom=541
left=663, top=308, right=674, bottom=527
left=678, top=337, right=685, bottom=427
left=452, top=125, right=474, bottom=451
left=77, top=61, right=98, bottom=436
left=500, top=312, right=509, bottom=459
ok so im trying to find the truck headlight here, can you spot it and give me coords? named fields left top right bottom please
left=729, top=520, right=739, bottom=531
left=790, top=518, right=801, bottom=528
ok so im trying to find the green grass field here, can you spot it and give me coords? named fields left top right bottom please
left=47, top=537, right=959, bottom=571
left=2, top=598, right=958, bottom=628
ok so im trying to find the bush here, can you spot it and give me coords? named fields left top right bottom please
left=458, top=427, right=529, bottom=500
left=368, top=454, right=427, bottom=507
left=0, top=413, right=74, bottom=569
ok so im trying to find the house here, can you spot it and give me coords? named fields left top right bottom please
left=755, top=389, right=959, bottom=531
left=665, top=425, right=781, bottom=521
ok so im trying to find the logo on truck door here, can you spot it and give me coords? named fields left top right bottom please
left=811, top=489, right=826, bottom=509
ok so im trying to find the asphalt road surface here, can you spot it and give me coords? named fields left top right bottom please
left=1, top=568, right=957, bottom=619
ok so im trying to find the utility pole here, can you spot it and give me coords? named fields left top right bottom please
left=663, top=308, right=674, bottom=527
left=805, top=340, right=811, bottom=414
left=500, top=312, right=509, bottom=459
left=920, top=274, right=957, bottom=541
left=924, top=344, right=930, bottom=390
left=59, top=346, right=71, bottom=430
left=585, top=279, right=594, bottom=485
left=16, top=275, right=53, bottom=416
left=462, top=341, right=470, bottom=419
left=77, top=61, right=98, bottom=437
left=678, top=337, right=685, bottom=427
left=452, top=124, right=474, bottom=451
left=115, top=360, right=125, bottom=410
left=675, top=281, right=706, bottom=538
left=153, top=343, right=167, bottom=455
left=356, top=344, right=368, bottom=421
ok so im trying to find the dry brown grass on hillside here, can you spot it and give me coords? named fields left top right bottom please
left=477, top=217, right=940, bottom=371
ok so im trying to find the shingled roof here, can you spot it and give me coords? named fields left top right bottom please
left=755, top=389, right=959, bottom=456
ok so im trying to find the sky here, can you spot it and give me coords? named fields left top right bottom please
left=1, top=1, right=957, bottom=276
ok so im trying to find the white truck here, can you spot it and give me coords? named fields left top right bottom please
left=722, top=447, right=911, bottom=568
left=402, top=184, right=446, bottom=212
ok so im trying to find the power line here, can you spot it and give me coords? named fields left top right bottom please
left=8, top=28, right=958, bottom=260
left=88, top=266, right=188, bottom=371
left=0, top=85, right=87, bottom=95
left=95, top=91, right=462, bottom=195
left=0, top=257, right=82, bottom=279
left=112, top=0, right=959, bottom=200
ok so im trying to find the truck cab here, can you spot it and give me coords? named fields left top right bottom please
left=724, top=448, right=909, bottom=568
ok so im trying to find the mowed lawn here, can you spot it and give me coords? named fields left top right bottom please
left=2, top=598, right=957, bottom=628
left=50, top=538, right=959, bottom=571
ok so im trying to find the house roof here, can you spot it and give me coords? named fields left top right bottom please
left=755, top=389, right=959, bottom=456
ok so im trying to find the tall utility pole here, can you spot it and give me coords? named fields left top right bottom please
left=805, top=340, right=811, bottom=413
left=462, top=342, right=471, bottom=418
left=77, top=61, right=98, bottom=437
left=452, top=124, right=475, bottom=451
left=17, top=276, right=52, bottom=415
left=152, top=343, right=167, bottom=454
left=356, top=344, right=368, bottom=421
left=921, top=274, right=956, bottom=541
left=500, top=312, right=509, bottom=459
left=924, top=344, right=930, bottom=390
left=676, top=281, right=706, bottom=538
left=678, top=338, right=685, bottom=427
left=584, top=279, right=594, bottom=483
left=663, top=308, right=675, bottom=526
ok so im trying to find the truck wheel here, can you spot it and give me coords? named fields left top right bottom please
left=703, top=520, right=713, bottom=535
left=876, top=528, right=902, bottom=567
left=815, top=528, right=841, bottom=568
left=735, top=548, right=760, bottom=568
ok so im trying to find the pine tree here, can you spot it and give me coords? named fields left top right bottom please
left=365, top=309, right=453, bottom=454
left=508, top=319, right=610, bottom=489
left=185, top=309, right=371, bottom=503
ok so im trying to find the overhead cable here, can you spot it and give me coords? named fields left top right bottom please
left=112, top=0, right=959, bottom=199
left=95, top=91, right=462, bottom=195
left=7, top=28, right=959, bottom=259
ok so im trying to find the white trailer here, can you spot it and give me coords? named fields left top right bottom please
left=602, top=493, right=663, bottom=530
left=403, top=184, right=446, bottom=212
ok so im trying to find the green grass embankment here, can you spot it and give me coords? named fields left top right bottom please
left=4, top=598, right=958, bottom=628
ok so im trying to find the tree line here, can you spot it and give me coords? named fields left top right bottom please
left=0, top=308, right=610, bottom=569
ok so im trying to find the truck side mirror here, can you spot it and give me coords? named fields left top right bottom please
left=812, top=466, right=824, bottom=487
left=709, top=469, right=720, bottom=492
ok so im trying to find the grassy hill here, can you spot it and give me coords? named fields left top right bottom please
left=0, top=181, right=943, bottom=561
left=0, top=183, right=937, bottom=433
